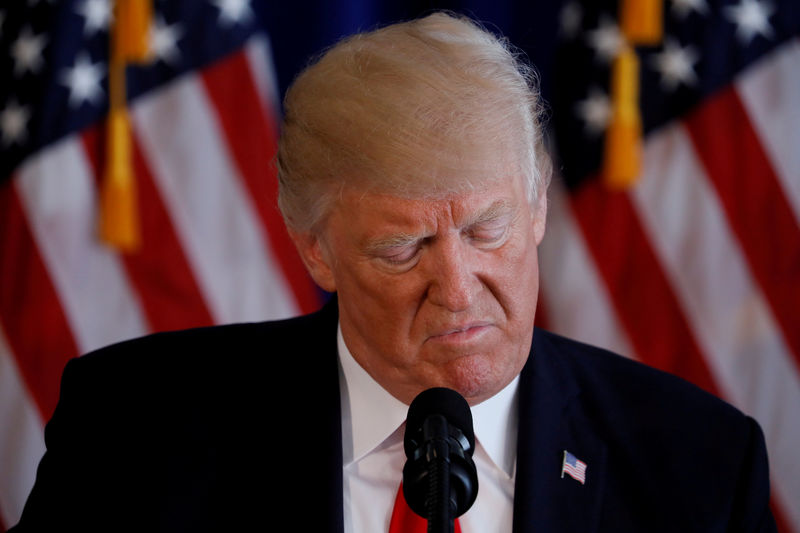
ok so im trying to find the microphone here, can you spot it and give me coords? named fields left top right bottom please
left=402, top=388, right=479, bottom=533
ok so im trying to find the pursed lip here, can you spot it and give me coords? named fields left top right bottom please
left=426, top=322, right=493, bottom=344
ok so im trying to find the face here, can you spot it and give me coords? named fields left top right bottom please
left=292, top=168, right=546, bottom=406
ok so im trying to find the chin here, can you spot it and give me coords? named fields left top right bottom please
left=441, top=353, right=508, bottom=405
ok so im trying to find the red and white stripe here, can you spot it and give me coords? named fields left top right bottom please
left=737, top=38, right=800, bottom=226
left=539, top=179, right=634, bottom=359
left=16, top=138, right=150, bottom=353
left=539, top=39, right=800, bottom=531
left=0, top=328, right=45, bottom=527
left=0, top=36, right=316, bottom=529
left=131, top=77, right=296, bottom=324
left=632, top=122, right=800, bottom=528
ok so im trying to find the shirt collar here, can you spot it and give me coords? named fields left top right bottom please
left=338, top=324, right=518, bottom=477
left=471, top=372, right=519, bottom=477
left=338, top=324, right=408, bottom=465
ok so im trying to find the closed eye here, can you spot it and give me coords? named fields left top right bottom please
left=464, top=218, right=510, bottom=248
left=379, top=244, right=421, bottom=265
left=366, top=235, right=426, bottom=271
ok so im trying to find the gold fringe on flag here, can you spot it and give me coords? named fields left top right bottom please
left=100, top=0, right=152, bottom=251
left=603, top=46, right=642, bottom=189
left=620, top=0, right=663, bottom=45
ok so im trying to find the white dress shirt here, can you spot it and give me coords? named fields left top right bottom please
left=338, top=325, right=518, bottom=533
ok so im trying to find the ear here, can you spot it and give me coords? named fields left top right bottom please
left=532, top=190, right=548, bottom=246
left=288, top=229, right=337, bottom=293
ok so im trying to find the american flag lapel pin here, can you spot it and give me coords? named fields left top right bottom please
left=561, top=450, right=587, bottom=484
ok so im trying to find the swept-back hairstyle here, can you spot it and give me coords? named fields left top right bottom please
left=277, top=12, right=551, bottom=232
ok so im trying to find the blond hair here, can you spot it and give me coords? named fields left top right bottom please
left=277, top=12, right=551, bottom=232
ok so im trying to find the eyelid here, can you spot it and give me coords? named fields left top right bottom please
left=465, top=214, right=512, bottom=244
left=381, top=243, right=420, bottom=263
left=366, top=237, right=423, bottom=269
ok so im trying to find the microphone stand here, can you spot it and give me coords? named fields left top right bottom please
left=422, top=415, right=455, bottom=533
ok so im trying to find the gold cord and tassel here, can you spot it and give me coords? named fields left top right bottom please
left=602, top=0, right=663, bottom=189
left=100, top=0, right=152, bottom=251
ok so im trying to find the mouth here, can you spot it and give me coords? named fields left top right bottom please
left=427, top=322, right=493, bottom=345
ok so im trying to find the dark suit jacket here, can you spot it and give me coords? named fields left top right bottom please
left=11, top=299, right=776, bottom=532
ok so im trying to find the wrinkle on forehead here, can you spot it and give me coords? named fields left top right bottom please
left=354, top=135, right=527, bottom=197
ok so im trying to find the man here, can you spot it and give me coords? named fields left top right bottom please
left=11, top=13, right=775, bottom=532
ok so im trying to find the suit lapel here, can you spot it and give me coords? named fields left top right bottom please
left=513, top=329, right=607, bottom=533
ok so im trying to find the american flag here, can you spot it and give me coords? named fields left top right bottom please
left=561, top=450, right=588, bottom=485
left=539, top=0, right=799, bottom=530
left=0, top=1, right=319, bottom=529
left=1, top=0, right=799, bottom=532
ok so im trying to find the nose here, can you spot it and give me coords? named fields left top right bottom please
left=424, top=236, right=480, bottom=312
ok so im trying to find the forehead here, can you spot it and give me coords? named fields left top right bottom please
left=330, top=173, right=529, bottom=237
left=349, top=121, right=532, bottom=199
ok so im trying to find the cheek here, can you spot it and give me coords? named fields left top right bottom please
left=353, top=271, right=425, bottom=315
left=515, top=248, right=541, bottom=323
left=492, top=239, right=540, bottom=310
left=340, top=267, right=426, bottom=342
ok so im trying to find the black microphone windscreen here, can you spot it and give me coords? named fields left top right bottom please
left=404, top=387, right=475, bottom=457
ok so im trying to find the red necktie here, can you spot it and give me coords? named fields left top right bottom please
left=388, top=483, right=462, bottom=533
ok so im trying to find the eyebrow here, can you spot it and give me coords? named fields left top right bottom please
left=463, top=199, right=515, bottom=227
left=364, top=232, right=423, bottom=254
